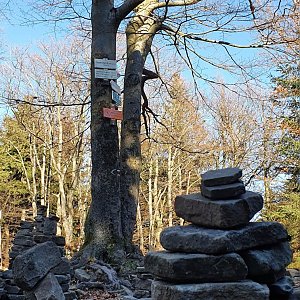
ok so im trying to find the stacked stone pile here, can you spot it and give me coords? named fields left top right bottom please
left=145, top=168, right=295, bottom=300
left=1, top=205, right=76, bottom=300
left=8, top=221, right=35, bottom=267
left=12, top=241, right=77, bottom=300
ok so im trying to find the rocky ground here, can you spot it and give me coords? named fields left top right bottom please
left=69, top=256, right=152, bottom=300
left=69, top=255, right=300, bottom=300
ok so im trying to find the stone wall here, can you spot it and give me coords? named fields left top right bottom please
left=0, top=205, right=76, bottom=300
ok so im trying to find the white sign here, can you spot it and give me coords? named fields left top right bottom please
left=95, top=58, right=117, bottom=70
left=95, top=69, right=118, bottom=80
left=110, top=80, right=121, bottom=94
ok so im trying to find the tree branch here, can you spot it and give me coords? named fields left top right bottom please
left=116, top=0, right=146, bottom=24
left=153, top=0, right=199, bottom=10
left=160, top=24, right=293, bottom=49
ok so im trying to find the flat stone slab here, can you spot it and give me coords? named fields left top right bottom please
left=241, top=242, right=293, bottom=283
left=160, top=222, right=290, bottom=254
left=175, top=191, right=263, bottom=228
left=145, top=251, right=247, bottom=283
left=151, top=280, right=269, bottom=300
left=201, top=168, right=242, bottom=187
left=201, top=181, right=245, bottom=199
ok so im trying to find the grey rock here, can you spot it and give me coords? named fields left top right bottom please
left=0, top=278, right=4, bottom=288
left=151, top=280, right=269, bottom=300
left=9, top=251, right=21, bottom=260
left=43, top=218, right=58, bottom=236
left=32, top=272, right=65, bottom=300
left=269, top=276, right=294, bottom=297
left=23, top=291, right=36, bottom=300
left=33, top=235, right=65, bottom=246
left=241, top=242, right=293, bottom=283
left=0, top=288, right=6, bottom=297
left=14, top=229, right=33, bottom=238
left=60, top=283, right=70, bottom=292
left=160, top=222, right=290, bottom=254
left=201, top=181, right=245, bottom=199
left=13, top=238, right=36, bottom=247
left=64, top=291, right=77, bottom=300
left=287, top=269, right=300, bottom=278
left=123, top=298, right=151, bottom=300
left=50, top=258, right=71, bottom=275
left=55, top=274, right=70, bottom=284
left=11, top=245, right=27, bottom=252
left=20, top=221, right=34, bottom=230
left=5, top=295, right=25, bottom=300
left=53, top=236, right=66, bottom=246
left=4, top=284, right=22, bottom=294
left=74, top=269, right=91, bottom=282
left=292, top=287, right=300, bottom=299
left=133, top=278, right=152, bottom=290
left=201, top=167, right=242, bottom=186
left=12, top=241, right=62, bottom=290
left=2, top=270, right=13, bottom=279
left=133, top=290, right=151, bottom=298
left=145, top=251, right=248, bottom=283
left=175, top=191, right=263, bottom=228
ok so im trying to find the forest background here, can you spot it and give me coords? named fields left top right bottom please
left=0, top=0, right=299, bottom=269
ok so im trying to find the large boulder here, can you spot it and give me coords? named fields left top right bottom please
left=12, top=241, right=62, bottom=290
left=160, top=222, right=290, bottom=254
left=151, top=280, right=269, bottom=300
left=241, top=242, right=293, bottom=283
left=145, top=251, right=248, bottom=283
left=201, top=168, right=242, bottom=186
left=175, top=191, right=263, bottom=228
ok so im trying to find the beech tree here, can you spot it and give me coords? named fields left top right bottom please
left=13, top=0, right=296, bottom=261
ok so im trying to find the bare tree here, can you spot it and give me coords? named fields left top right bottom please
left=1, top=38, right=90, bottom=250
left=11, top=0, right=295, bottom=261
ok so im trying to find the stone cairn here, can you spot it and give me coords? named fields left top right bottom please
left=145, top=168, right=295, bottom=300
left=0, top=205, right=77, bottom=300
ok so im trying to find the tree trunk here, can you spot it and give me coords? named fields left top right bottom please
left=167, top=145, right=173, bottom=227
left=120, top=13, right=160, bottom=254
left=83, top=0, right=123, bottom=262
left=120, top=47, right=144, bottom=253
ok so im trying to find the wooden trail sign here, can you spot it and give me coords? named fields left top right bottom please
left=103, top=108, right=123, bottom=120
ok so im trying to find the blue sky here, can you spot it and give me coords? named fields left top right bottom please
left=2, top=19, right=61, bottom=49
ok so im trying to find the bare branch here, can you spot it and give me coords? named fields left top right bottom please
left=116, top=0, right=146, bottom=24
left=161, top=24, right=297, bottom=49
left=153, top=0, right=199, bottom=10
left=4, top=96, right=90, bottom=107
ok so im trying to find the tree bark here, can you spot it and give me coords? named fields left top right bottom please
left=83, top=0, right=123, bottom=262
left=120, top=11, right=161, bottom=254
